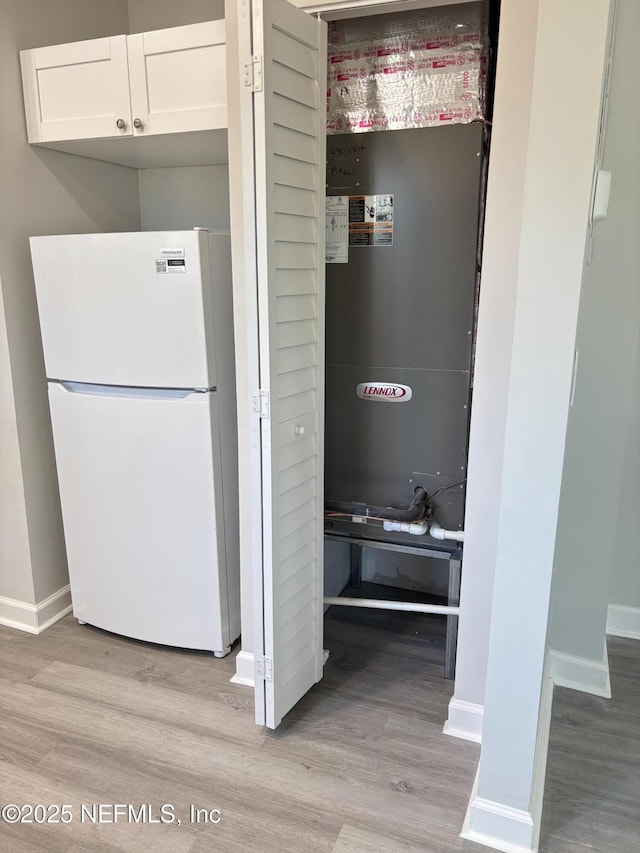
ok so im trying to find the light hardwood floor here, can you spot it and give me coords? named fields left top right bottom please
left=540, top=635, right=640, bottom=853
left=0, top=600, right=637, bottom=852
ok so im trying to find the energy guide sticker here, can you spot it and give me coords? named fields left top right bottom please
left=348, top=194, right=393, bottom=246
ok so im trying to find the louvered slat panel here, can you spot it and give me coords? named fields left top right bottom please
left=277, top=343, right=316, bottom=373
left=254, top=0, right=325, bottom=729
left=277, top=390, right=316, bottom=424
left=278, top=456, right=316, bottom=495
left=273, top=94, right=317, bottom=137
left=280, top=637, right=316, bottom=680
left=274, top=214, right=317, bottom=244
left=281, top=602, right=316, bottom=647
left=272, top=29, right=316, bottom=78
left=274, top=155, right=317, bottom=191
left=278, top=540, right=315, bottom=583
left=274, top=125, right=317, bottom=164
left=275, top=293, right=317, bottom=323
left=278, top=478, right=316, bottom=517
left=276, top=410, right=316, bottom=443
left=274, top=242, right=316, bottom=270
left=280, top=562, right=315, bottom=607
left=274, top=185, right=316, bottom=218
left=278, top=435, right=315, bottom=472
left=275, top=318, right=316, bottom=348
left=278, top=496, right=315, bottom=539
left=278, top=519, right=316, bottom=562
left=271, top=0, right=319, bottom=46
left=273, top=61, right=317, bottom=108
left=278, top=515, right=315, bottom=555
left=275, top=269, right=316, bottom=296
left=276, top=367, right=316, bottom=400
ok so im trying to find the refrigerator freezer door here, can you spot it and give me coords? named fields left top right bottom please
left=48, top=381, right=232, bottom=653
left=31, top=231, right=217, bottom=389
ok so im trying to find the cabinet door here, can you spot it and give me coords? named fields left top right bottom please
left=127, top=21, right=226, bottom=137
left=20, top=36, right=132, bottom=142
left=251, top=0, right=327, bottom=729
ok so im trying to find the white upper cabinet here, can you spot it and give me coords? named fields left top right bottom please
left=21, top=36, right=132, bottom=142
left=20, top=21, right=228, bottom=168
left=128, top=21, right=226, bottom=137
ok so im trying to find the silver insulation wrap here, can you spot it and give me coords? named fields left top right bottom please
left=326, top=3, right=489, bottom=135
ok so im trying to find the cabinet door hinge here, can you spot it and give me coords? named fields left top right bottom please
left=256, top=656, right=273, bottom=682
left=243, top=55, right=263, bottom=92
left=251, top=389, right=270, bottom=419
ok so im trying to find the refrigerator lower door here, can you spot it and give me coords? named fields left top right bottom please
left=48, top=381, right=232, bottom=653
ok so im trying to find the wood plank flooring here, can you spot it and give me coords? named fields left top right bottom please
left=540, top=636, right=640, bottom=853
left=0, top=600, right=637, bottom=853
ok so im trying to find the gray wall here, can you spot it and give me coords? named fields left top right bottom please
left=608, top=0, right=640, bottom=617
left=0, top=0, right=140, bottom=606
left=128, top=0, right=224, bottom=31
left=139, top=166, right=230, bottom=232
left=548, top=0, right=640, bottom=663
left=610, top=327, right=640, bottom=608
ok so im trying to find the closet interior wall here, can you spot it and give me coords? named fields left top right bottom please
left=323, top=3, right=488, bottom=601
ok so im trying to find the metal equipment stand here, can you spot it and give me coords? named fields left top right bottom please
left=324, top=533, right=462, bottom=679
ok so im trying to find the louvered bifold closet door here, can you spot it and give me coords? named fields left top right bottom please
left=252, top=0, right=327, bottom=729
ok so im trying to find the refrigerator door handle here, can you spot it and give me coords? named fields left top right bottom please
left=48, top=381, right=213, bottom=400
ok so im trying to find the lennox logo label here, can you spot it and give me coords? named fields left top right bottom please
left=356, top=382, right=412, bottom=402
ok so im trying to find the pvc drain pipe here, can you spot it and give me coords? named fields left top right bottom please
left=429, top=521, right=464, bottom=543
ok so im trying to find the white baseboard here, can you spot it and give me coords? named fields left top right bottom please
left=443, top=697, right=484, bottom=743
left=607, top=604, right=640, bottom=640
left=548, top=643, right=611, bottom=698
left=230, top=649, right=254, bottom=687
left=460, top=653, right=555, bottom=853
left=462, top=780, right=535, bottom=853
left=0, top=585, right=72, bottom=635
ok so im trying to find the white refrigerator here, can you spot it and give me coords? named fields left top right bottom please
left=30, top=230, right=240, bottom=657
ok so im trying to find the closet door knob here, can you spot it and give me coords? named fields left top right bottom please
left=295, top=425, right=305, bottom=436
left=133, top=118, right=144, bottom=129
left=116, top=118, right=126, bottom=129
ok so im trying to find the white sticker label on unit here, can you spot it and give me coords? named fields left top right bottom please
left=325, top=196, right=349, bottom=263
left=357, top=382, right=412, bottom=402
left=160, top=248, right=185, bottom=258
left=349, top=195, right=394, bottom=247
left=155, top=258, right=186, bottom=274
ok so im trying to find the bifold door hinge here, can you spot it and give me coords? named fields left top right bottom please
left=251, top=389, right=270, bottom=419
left=256, top=656, right=273, bottom=682
left=243, top=55, right=263, bottom=92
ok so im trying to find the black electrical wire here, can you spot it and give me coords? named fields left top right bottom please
left=426, top=479, right=467, bottom=507
left=325, top=486, right=429, bottom=523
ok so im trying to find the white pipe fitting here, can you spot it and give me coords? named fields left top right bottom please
left=383, top=519, right=430, bottom=536
left=429, top=521, right=464, bottom=543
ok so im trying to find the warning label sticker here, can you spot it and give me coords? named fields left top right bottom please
left=325, top=196, right=349, bottom=263
left=348, top=194, right=393, bottom=246
left=155, top=258, right=186, bottom=274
